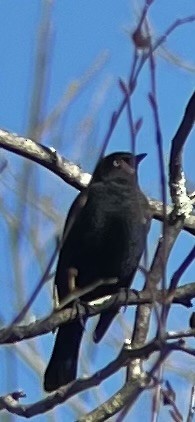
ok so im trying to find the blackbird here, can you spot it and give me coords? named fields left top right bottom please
left=44, top=152, right=151, bottom=392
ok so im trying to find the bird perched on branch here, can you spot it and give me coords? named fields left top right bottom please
left=44, top=151, right=151, bottom=392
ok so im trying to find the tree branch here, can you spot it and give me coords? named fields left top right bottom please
left=0, top=128, right=91, bottom=189
left=78, top=338, right=192, bottom=422
left=0, top=128, right=194, bottom=235
left=0, top=282, right=194, bottom=345
left=0, top=337, right=194, bottom=419
left=169, top=91, right=195, bottom=216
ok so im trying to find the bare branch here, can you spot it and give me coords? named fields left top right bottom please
left=0, top=129, right=91, bottom=189
left=166, top=329, right=195, bottom=341
left=169, top=91, right=195, bottom=217
left=0, top=358, right=147, bottom=419
left=1, top=337, right=191, bottom=419
left=0, top=129, right=194, bottom=235
left=0, top=282, right=194, bottom=345
left=131, top=89, right=195, bottom=346
left=187, top=385, right=195, bottom=422
left=150, top=199, right=195, bottom=235
left=0, top=338, right=161, bottom=418
left=79, top=339, right=189, bottom=422
left=161, top=385, right=183, bottom=422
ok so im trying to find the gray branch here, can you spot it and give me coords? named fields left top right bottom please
left=0, top=128, right=194, bottom=234
left=0, top=283, right=194, bottom=345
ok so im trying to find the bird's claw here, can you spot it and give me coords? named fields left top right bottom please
left=121, top=287, right=129, bottom=313
left=72, top=299, right=86, bottom=329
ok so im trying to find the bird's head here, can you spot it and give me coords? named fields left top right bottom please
left=92, top=152, right=147, bottom=183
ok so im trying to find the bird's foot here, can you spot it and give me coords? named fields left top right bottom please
left=72, top=298, right=86, bottom=329
left=121, top=287, right=130, bottom=313
left=66, top=268, right=85, bottom=328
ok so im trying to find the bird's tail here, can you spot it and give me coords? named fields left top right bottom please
left=93, top=310, right=117, bottom=343
left=44, top=320, right=85, bottom=392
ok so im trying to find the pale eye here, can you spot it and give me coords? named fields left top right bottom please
left=113, top=159, right=120, bottom=167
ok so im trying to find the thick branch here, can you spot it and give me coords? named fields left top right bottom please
left=169, top=91, right=195, bottom=215
left=0, top=128, right=194, bottom=234
left=170, top=91, right=195, bottom=190
left=150, top=199, right=195, bottom=235
left=78, top=339, right=193, bottom=422
left=0, top=283, right=194, bottom=345
left=0, top=129, right=91, bottom=190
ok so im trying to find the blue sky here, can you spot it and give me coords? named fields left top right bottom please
left=0, top=1, right=194, bottom=421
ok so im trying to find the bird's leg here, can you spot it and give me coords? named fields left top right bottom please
left=53, top=267, right=78, bottom=311
left=68, top=267, right=86, bottom=326
left=53, top=285, right=60, bottom=310
left=53, top=267, right=85, bottom=328
left=67, top=268, right=86, bottom=329
left=121, top=286, right=130, bottom=313
left=67, top=267, right=78, bottom=292
left=52, top=286, right=60, bottom=333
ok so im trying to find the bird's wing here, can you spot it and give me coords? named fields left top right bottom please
left=53, top=188, right=88, bottom=307
left=61, top=188, right=88, bottom=247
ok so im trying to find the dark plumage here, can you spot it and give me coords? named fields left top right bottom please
left=44, top=152, right=151, bottom=392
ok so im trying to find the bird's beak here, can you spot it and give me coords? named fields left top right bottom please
left=136, top=153, right=147, bottom=164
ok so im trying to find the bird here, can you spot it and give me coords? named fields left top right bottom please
left=44, top=151, right=151, bottom=392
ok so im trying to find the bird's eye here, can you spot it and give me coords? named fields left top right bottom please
left=113, top=159, right=120, bottom=167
